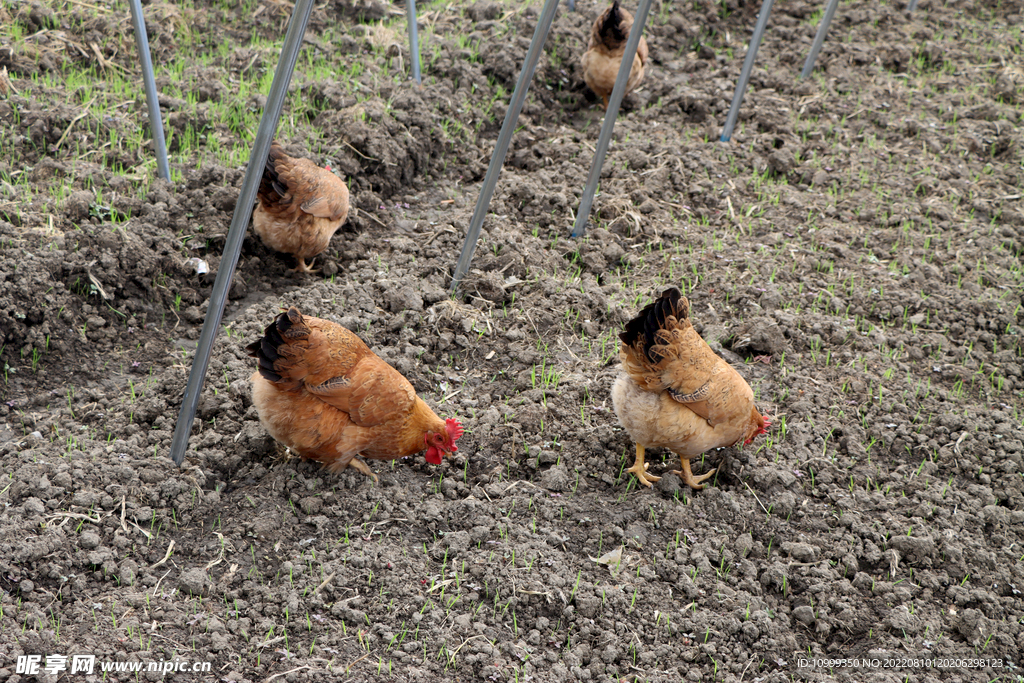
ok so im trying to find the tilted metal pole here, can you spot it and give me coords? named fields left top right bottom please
left=169, top=0, right=317, bottom=466
left=570, top=0, right=652, bottom=238
left=406, top=0, right=422, bottom=84
left=906, top=0, right=919, bottom=10
left=719, top=0, right=776, bottom=142
left=450, top=0, right=561, bottom=292
left=800, top=0, right=839, bottom=79
left=126, top=0, right=170, bottom=180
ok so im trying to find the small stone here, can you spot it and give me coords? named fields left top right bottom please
left=884, top=605, right=920, bottom=634
left=785, top=542, right=817, bottom=563
left=538, top=464, right=570, bottom=492
left=768, top=149, right=795, bottom=174
left=210, top=632, right=231, bottom=652
left=299, top=496, right=321, bottom=515
left=80, top=531, right=101, bottom=549
left=64, top=190, right=94, bottom=221
left=655, top=472, right=681, bottom=497
left=385, top=286, right=423, bottom=313
left=178, top=568, right=210, bottom=597
left=119, top=560, right=138, bottom=586
left=793, top=605, right=815, bottom=626
left=575, top=595, right=601, bottom=618
left=734, top=533, right=753, bottom=558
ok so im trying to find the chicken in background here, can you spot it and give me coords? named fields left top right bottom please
left=246, top=307, right=463, bottom=480
left=612, top=288, right=769, bottom=490
left=253, top=141, right=350, bottom=273
left=581, top=0, right=649, bottom=110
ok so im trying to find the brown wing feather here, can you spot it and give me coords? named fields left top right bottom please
left=277, top=158, right=349, bottom=221
left=308, top=357, right=416, bottom=427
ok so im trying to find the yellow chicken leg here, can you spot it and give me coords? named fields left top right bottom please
left=672, top=458, right=716, bottom=491
left=292, top=256, right=319, bottom=274
left=326, top=454, right=379, bottom=482
left=627, top=443, right=661, bottom=488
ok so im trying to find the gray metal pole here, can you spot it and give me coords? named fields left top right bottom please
left=800, top=0, right=839, bottom=79
left=450, top=0, right=561, bottom=292
left=169, top=0, right=317, bottom=467
left=126, top=0, right=170, bottom=181
left=406, top=0, right=421, bottom=84
left=907, top=0, right=919, bottom=10
left=571, top=0, right=652, bottom=238
left=719, top=0, right=775, bottom=142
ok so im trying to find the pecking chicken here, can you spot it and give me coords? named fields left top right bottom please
left=581, top=0, right=649, bottom=110
left=245, top=307, right=463, bottom=480
left=253, top=141, right=350, bottom=273
left=612, top=288, right=769, bottom=490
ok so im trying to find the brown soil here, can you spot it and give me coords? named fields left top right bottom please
left=1, top=0, right=1023, bottom=681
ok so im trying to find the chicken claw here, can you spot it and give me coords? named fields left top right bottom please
left=672, top=458, right=716, bottom=491
left=327, top=454, right=379, bottom=482
left=627, top=444, right=661, bottom=488
left=292, top=257, right=319, bottom=274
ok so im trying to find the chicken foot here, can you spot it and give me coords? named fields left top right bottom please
left=671, top=458, right=716, bottom=491
left=326, top=453, right=378, bottom=482
left=292, top=257, right=319, bottom=274
left=626, top=443, right=661, bottom=488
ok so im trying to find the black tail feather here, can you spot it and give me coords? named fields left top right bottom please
left=599, top=0, right=628, bottom=47
left=259, top=141, right=289, bottom=201
left=246, top=308, right=306, bottom=383
left=619, top=288, right=687, bottom=363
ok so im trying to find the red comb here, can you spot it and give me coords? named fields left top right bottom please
left=445, top=419, right=464, bottom=443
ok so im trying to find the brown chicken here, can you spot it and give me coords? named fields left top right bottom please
left=581, top=0, right=649, bottom=110
left=245, top=307, right=463, bottom=480
left=253, top=141, right=350, bottom=273
left=612, top=288, right=769, bottom=490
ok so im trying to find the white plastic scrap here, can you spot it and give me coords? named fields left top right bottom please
left=184, top=257, right=209, bottom=275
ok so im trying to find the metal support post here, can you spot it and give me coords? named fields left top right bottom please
left=800, top=0, right=840, bottom=79
left=126, top=0, right=170, bottom=180
left=719, top=0, right=775, bottom=142
left=407, top=0, right=422, bottom=84
left=450, top=0, right=561, bottom=292
left=169, top=0, right=317, bottom=466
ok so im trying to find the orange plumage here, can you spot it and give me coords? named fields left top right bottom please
left=253, top=141, right=350, bottom=273
left=612, top=288, right=769, bottom=489
left=581, top=0, right=649, bottom=110
left=245, top=307, right=462, bottom=480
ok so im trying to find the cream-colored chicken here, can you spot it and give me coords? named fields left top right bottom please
left=612, top=288, right=769, bottom=490
left=581, top=0, right=649, bottom=109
